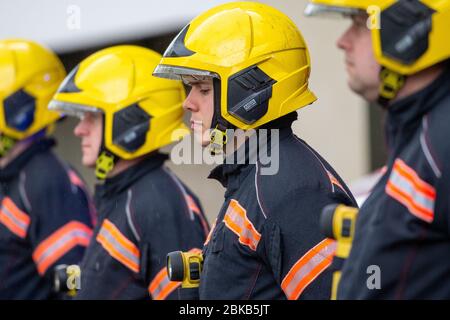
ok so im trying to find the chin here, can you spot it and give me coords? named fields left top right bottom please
left=348, top=80, right=365, bottom=96
left=82, top=158, right=96, bottom=168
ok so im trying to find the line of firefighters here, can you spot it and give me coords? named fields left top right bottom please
left=0, top=0, right=449, bottom=300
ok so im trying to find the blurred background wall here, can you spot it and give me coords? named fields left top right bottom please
left=0, top=0, right=386, bottom=222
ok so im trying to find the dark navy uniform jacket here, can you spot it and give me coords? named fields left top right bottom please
left=199, top=114, right=356, bottom=300
left=338, top=65, right=450, bottom=299
left=76, top=153, right=209, bottom=300
left=0, top=138, right=94, bottom=299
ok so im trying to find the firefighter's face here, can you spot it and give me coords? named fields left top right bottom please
left=182, top=76, right=214, bottom=147
left=74, top=112, right=103, bottom=168
left=337, top=13, right=381, bottom=102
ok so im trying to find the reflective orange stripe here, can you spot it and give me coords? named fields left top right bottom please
left=386, top=159, right=435, bottom=223
left=148, top=248, right=202, bottom=300
left=281, top=239, right=336, bottom=300
left=327, top=171, right=343, bottom=189
left=67, top=169, right=84, bottom=188
left=149, top=267, right=181, bottom=300
left=185, top=195, right=200, bottom=214
left=204, top=218, right=217, bottom=246
left=223, top=199, right=261, bottom=251
left=326, top=170, right=350, bottom=198
left=33, top=221, right=92, bottom=275
left=0, top=197, right=30, bottom=238
left=395, top=159, right=435, bottom=197
left=96, top=219, right=140, bottom=273
left=386, top=181, right=434, bottom=222
left=185, top=195, right=209, bottom=236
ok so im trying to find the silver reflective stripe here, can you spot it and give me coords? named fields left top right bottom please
left=98, top=226, right=139, bottom=266
left=126, top=189, right=141, bottom=242
left=255, top=162, right=268, bottom=219
left=389, top=170, right=434, bottom=212
left=1, top=205, right=28, bottom=232
left=284, top=241, right=336, bottom=298
left=151, top=274, right=171, bottom=299
left=420, top=117, right=442, bottom=178
left=19, top=172, right=32, bottom=213
left=304, top=3, right=361, bottom=17
left=35, top=229, right=90, bottom=264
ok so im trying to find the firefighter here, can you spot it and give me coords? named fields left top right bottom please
left=0, top=39, right=94, bottom=299
left=305, top=0, right=450, bottom=298
left=153, top=2, right=356, bottom=299
left=49, top=45, right=209, bottom=299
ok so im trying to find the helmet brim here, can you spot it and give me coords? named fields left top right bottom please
left=153, top=64, right=219, bottom=81
left=48, top=100, right=102, bottom=119
left=304, top=3, right=362, bottom=18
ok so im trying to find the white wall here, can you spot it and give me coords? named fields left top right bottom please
left=0, top=0, right=230, bottom=52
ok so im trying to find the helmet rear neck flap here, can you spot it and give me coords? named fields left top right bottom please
left=376, top=0, right=435, bottom=107
left=95, top=102, right=152, bottom=180
left=209, top=66, right=278, bottom=155
left=0, top=88, right=56, bottom=157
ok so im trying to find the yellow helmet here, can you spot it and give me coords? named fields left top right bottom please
left=305, top=0, right=450, bottom=101
left=153, top=1, right=316, bottom=150
left=0, top=39, right=66, bottom=155
left=49, top=45, right=187, bottom=179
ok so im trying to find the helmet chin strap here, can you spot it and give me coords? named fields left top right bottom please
left=209, top=123, right=228, bottom=156
left=0, top=128, right=49, bottom=158
left=95, top=150, right=117, bottom=180
left=0, top=135, right=17, bottom=158
left=95, top=115, right=119, bottom=180
left=208, top=77, right=230, bottom=156
left=377, top=67, right=407, bottom=108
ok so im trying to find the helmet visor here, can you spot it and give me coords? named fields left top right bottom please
left=304, top=3, right=361, bottom=18
left=153, top=65, right=219, bottom=81
left=48, top=100, right=102, bottom=119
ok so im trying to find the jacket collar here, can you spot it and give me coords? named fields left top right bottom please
left=94, top=152, right=168, bottom=201
left=0, top=138, right=55, bottom=181
left=209, top=113, right=296, bottom=193
left=386, top=65, right=450, bottom=149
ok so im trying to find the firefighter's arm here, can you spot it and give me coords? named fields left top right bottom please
left=25, top=169, right=93, bottom=282
left=139, top=226, right=184, bottom=299
left=130, top=197, right=190, bottom=300
left=438, top=161, right=450, bottom=235
left=260, top=187, right=340, bottom=300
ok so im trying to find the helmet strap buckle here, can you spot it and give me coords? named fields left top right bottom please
left=378, top=67, right=406, bottom=107
left=95, top=150, right=117, bottom=180
left=0, top=135, right=17, bottom=157
left=209, top=126, right=228, bottom=156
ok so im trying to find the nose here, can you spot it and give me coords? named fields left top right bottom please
left=337, top=25, right=353, bottom=51
left=74, top=117, right=89, bottom=137
left=182, top=89, right=199, bottom=112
